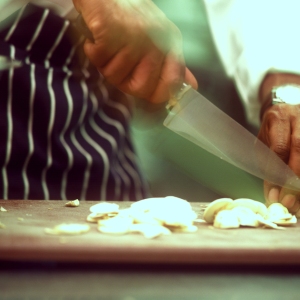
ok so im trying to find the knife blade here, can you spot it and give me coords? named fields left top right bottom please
left=163, top=85, right=300, bottom=192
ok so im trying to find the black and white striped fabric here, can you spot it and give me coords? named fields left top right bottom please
left=0, top=3, right=149, bottom=201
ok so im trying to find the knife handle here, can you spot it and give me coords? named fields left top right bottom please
left=166, top=83, right=192, bottom=110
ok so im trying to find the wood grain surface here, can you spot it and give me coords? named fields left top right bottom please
left=1, top=200, right=300, bottom=265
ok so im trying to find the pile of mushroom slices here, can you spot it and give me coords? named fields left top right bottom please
left=203, top=198, right=297, bottom=230
left=87, top=196, right=198, bottom=239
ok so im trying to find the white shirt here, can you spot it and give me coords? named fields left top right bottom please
left=203, top=0, right=300, bottom=127
left=0, top=0, right=74, bottom=22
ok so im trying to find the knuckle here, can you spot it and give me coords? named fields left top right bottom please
left=272, top=142, right=290, bottom=162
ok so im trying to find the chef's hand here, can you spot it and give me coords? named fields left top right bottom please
left=72, top=0, right=198, bottom=103
left=258, top=73, right=300, bottom=216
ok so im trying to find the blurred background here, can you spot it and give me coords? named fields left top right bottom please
left=131, top=0, right=265, bottom=203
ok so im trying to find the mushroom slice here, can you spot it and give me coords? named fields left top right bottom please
left=87, top=211, right=119, bottom=223
left=267, top=203, right=293, bottom=222
left=165, top=224, right=198, bottom=233
left=65, top=199, right=80, bottom=207
left=129, top=210, right=163, bottom=226
left=130, top=197, right=167, bottom=211
left=130, top=196, right=193, bottom=215
left=268, top=202, right=289, bottom=214
left=154, top=209, right=197, bottom=228
left=129, top=223, right=171, bottom=239
left=130, top=196, right=197, bottom=228
left=213, top=210, right=240, bottom=229
left=44, top=223, right=90, bottom=235
left=90, top=202, right=119, bottom=214
left=273, top=215, right=297, bottom=226
left=227, top=198, right=268, bottom=218
left=0, top=206, right=7, bottom=212
left=203, top=198, right=233, bottom=224
left=86, top=213, right=101, bottom=223
left=256, top=215, right=285, bottom=230
left=231, top=207, right=260, bottom=227
left=98, top=216, right=133, bottom=235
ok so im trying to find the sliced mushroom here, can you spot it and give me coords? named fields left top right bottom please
left=87, top=211, right=119, bottom=223
left=273, top=215, right=297, bottom=226
left=129, top=210, right=163, bottom=226
left=256, top=215, right=285, bottom=230
left=130, top=196, right=197, bottom=228
left=213, top=210, right=240, bottom=229
left=165, top=224, right=198, bottom=233
left=98, top=216, right=133, bottom=235
left=90, top=202, right=119, bottom=214
left=131, top=196, right=192, bottom=213
left=65, top=199, right=80, bottom=207
left=203, top=198, right=233, bottom=224
left=231, top=206, right=260, bottom=227
left=129, top=223, right=171, bottom=239
left=267, top=203, right=291, bottom=220
left=227, top=198, right=268, bottom=218
left=153, top=209, right=197, bottom=228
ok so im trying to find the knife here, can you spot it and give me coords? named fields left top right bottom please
left=164, top=84, right=300, bottom=192
left=76, top=15, right=300, bottom=192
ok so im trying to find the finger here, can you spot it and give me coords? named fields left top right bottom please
left=264, top=180, right=280, bottom=206
left=258, top=107, right=291, bottom=202
left=84, top=37, right=125, bottom=69
left=287, top=114, right=300, bottom=177
left=184, top=67, right=198, bottom=90
left=118, top=47, right=165, bottom=100
left=277, top=109, right=300, bottom=212
left=98, top=45, right=141, bottom=87
left=288, top=197, right=300, bottom=215
left=147, top=50, right=186, bottom=103
left=279, top=189, right=300, bottom=216
left=267, top=113, right=291, bottom=164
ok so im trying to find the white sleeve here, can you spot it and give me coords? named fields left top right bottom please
left=203, top=0, right=300, bottom=127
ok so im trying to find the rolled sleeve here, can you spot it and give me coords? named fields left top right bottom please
left=203, top=0, right=300, bottom=127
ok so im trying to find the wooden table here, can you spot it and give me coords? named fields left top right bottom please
left=1, top=200, right=300, bottom=265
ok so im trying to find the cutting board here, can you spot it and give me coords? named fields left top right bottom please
left=1, top=200, right=300, bottom=265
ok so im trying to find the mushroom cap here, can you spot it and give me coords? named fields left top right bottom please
left=203, top=198, right=233, bottom=223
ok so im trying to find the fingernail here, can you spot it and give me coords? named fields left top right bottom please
left=281, top=194, right=297, bottom=209
left=268, top=187, right=280, bottom=203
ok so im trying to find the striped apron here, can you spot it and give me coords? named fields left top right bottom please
left=0, top=3, right=149, bottom=201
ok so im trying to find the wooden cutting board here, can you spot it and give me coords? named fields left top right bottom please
left=1, top=200, right=300, bottom=265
